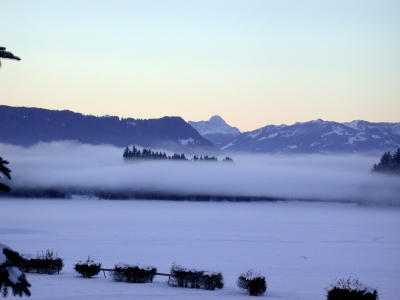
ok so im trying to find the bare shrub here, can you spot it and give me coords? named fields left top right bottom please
left=74, top=256, right=102, bottom=278
left=21, top=250, right=64, bottom=274
left=326, top=277, right=378, bottom=300
left=237, top=269, right=266, bottom=296
left=110, top=264, right=156, bottom=283
left=169, top=263, right=224, bottom=290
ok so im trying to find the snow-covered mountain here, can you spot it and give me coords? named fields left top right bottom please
left=221, top=119, right=400, bottom=154
left=188, top=116, right=241, bottom=147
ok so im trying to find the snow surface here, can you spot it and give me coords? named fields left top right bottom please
left=247, top=130, right=262, bottom=139
left=343, top=120, right=361, bottom=130
left=1, top=199, right=399, bottom=299
left=392, top=124, right=400, bottom=135
left=281, top=129, right=302, bottom=138
left=257, top=133, right=279, bottom=141
left=345, top=136, right=368, bottom=145
left=267, top=132, right=278, bottom=138
left=220, top=142, right=234, bottom=150
left=178, top=138, right=194, bottom=146
left=7, top=266, right=23, bottom=284
left=321, top=125, right=350, bottom=137
left=384, top=140, right=400, bottom=146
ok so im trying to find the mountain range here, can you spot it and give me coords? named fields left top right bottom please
left=1, top=105, right=399, bottom=155
left=189, top=116, right=400, bottom=154
left=0, top=105, right=217, bottom=152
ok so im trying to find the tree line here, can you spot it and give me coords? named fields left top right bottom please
left=371, top=147, right=400, bottom=176
left=123, top=145, right=233, bottom=162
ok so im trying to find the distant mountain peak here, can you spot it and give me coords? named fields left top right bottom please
left=311, top=118, right=326, bottom=123
left=209, top=115, right=226, bottom=124
left=343, top=120, right=363, bottom=130
left=188, top=116, right=241, bottom=136
left=188, top=116, right=241, bottom=147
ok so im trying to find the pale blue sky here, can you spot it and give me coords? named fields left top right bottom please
left=1, top=0, right=399, bottom=131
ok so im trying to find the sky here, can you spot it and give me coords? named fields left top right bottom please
left=1, top=0, right=399, bottom=132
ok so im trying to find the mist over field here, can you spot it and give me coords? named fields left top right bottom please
left=0, top=141, right=398, bottom=204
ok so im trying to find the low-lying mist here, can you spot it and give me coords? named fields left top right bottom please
left=0, top=142, right=399, bottom=205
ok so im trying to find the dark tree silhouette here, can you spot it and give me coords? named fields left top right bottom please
left=0, top=244, right=31, bottom=297
left=371, top=147, right=400, bottom=176
left=0, top=47, right=21, bottom=69
left=222, top=156, right=233, bottom=162
left=123, top=145, right=233, bottom=163
left=0, top=157, right=11, bottom=192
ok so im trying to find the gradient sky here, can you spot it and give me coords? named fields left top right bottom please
left=1, top=0, right=399, bottom=132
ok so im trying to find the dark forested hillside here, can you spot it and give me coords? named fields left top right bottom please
left=0, top=105, right=217, bottom=151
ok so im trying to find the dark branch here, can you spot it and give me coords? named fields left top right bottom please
left=0, top=182, right=11, bottom=192
left=0, top=157, right=11, bottom=179
left=0, top=47, right=21, bottom=61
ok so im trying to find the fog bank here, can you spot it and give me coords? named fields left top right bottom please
left=0, top=142, right=399, bottom=204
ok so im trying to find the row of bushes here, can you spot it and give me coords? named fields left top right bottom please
left=21, top=250, right=64, bottom=275
left=72, top=260, right=378, bottom=298
left=19, top=250, right=378, bottom=298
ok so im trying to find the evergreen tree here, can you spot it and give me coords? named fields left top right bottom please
left=132, top=145, right=138, bottom=157
left=371, top=148, right=400, bottom=176
left=0, top=244, right=31, bottom=297
left=123, top=147, right=131, bottom=158
left=222, top=156, right=234, bottom=162
left=390, top=148, right=400, bottom=175
left=0, top=47, right=21, bottom=69
left=203, top=155, right=218, bottom=162
left=0, top=157, right=11, bottom=192
left=142, top=149, right=151, bottom=159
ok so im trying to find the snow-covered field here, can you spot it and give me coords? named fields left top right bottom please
left=1, top=198, right=399, bottom=299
